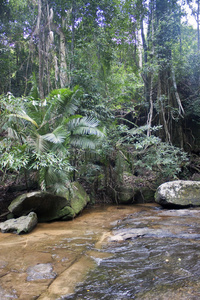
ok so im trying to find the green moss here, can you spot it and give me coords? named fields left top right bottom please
left=8, top=182, right=90, bottom=222
left=59, top=206, right=75, bottom=220
left=70, top=182, right=90, bottom=214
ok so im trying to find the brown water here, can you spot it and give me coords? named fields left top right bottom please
left=0, top=204, right=200, bottom=299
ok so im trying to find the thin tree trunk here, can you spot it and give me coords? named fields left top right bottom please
left=171, top=67, right=184, bottom=116
left=147, top=4, right=155, bottom=137
left=157, top=76, right=171, bottom=143
left=54, top=54, right=59, bottom=88
left=140, top=18, right=147, bottom=64
left=71, top=0, right=76, bottom=70
left=38, top=38, right=44, bottom=99
left=147, top=74, right=154, bottom=137
left=60, top=26, right=68, bottom=87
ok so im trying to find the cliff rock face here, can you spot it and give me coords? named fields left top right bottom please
left=155, top=180, right=200, bottom=208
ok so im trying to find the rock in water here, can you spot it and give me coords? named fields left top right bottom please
left=0, top=212, right=38, bottom=234
left=155, top=180, right=200, bottom=208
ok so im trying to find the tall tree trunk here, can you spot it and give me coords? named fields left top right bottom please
left=147, top=74, right=154, bottom=137
left=146, top=0, right=155, bottom=136
left=140, top=17, right=149, bottom=104
left=38, top=38, right=44, bottom=99
left=70, top=0, right=76, bottom=86
left=31, top=0, right=44, bottom=98
left=59, top=21, right=68, bottom=88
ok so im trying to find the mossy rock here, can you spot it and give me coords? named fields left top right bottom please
left=107, top=185, right=136, bottom=204
left=68, top=182, right=90, bottom=214
left=117, top=186, right=135, bottom=204
left=8, top=182, right=90, bottom=222
left=135, top=187, right=155, bottom=203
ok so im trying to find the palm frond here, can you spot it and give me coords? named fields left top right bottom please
left=43, top=126, right=69, bottom=144
left=67, top=117, right=105, bottom=138
left=28, top=133, right=48, bottom=154
left=70, top=136, right=101, bottom=149
left=48, top=87, right=80, bottom=116
left=51, top=140, right=70, bottom=153
left=73, top=125, right=105, bottom=137
left=44, top=165, right=72, bottom=195
left=8, top=111, right=39, bottom=128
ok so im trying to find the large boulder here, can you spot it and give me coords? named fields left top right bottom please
left=155, top=180, right=200, bottom=208
left=8, top=182, right=90, bottom=222
left=0, top=212, right=37, bottom=234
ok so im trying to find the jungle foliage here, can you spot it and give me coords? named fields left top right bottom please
left=0, top=0, right=199, bottom=201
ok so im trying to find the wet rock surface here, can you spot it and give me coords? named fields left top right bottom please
left=0, top=205, right=140, bottom=299
left=27, top=263, right=56, bottom=281
left=109, top=208, right=200, bottom=241
left=0, top=204, right=200, bottom=299
left=66, top=206, right=200, bottom=300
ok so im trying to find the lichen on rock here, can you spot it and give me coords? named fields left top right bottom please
left=155, top=180, right=200, bottom=208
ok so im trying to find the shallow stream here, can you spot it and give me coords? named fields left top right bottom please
left=0, top=204, right=200, bottom=299
left=66, top=205, right=200, bottom=300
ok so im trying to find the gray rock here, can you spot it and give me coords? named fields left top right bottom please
left=0, top=286, right=17, bottom=299
left=155, top=180, right=200, bottom=208
left=8, top=182, right=90, bottom=222
left=0, top=212, right=38, bottom=234
left=110, top=227, right=200, bottom=241
left=27, top=263, right=56, bottom=281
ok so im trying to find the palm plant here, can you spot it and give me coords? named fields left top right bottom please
left=1, top=87, right=105, bottom=194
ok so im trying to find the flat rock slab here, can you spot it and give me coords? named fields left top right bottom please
left=27, top=263, right=56, bottom=281
left=155, top=180, right=200, bottom=207
left=0, top=286, right=17, bottom=299
left=0, top=204, right=143, bottom=299
left=109, top=227, right=200, bottom=242
left=0, top=212, right=38, bottom=234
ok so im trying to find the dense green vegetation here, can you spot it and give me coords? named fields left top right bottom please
left=1, top=0, right=200, bottom=203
